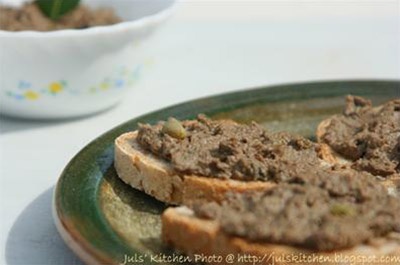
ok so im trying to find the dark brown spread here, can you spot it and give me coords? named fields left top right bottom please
left=321, top=96, right=400, bottom=178
left=137, top=115, right=324, bottom=181
left=0, top=3, right=121, bottom=31
left=137, top=114, right=400, bottom=251
left=195, top=175, right=400, bottom=251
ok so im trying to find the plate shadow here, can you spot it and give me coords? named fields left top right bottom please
left=5, top=186, right=84, bottom=265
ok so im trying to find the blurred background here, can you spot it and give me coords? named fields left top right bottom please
left=138, top=0, right=399, bottom=105
left=0, top=0, right=399, bottom=264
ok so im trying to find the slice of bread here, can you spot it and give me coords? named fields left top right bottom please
left=114, top=131, right=276, bottom=205
left=317, top=121, right=400, bottom=196
left=316, top=99, right=400, bottom=196
left=115, top=128, right=397, bottom=206
left=162, top=206, right=400, bottom=265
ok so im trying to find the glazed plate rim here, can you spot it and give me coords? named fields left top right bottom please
left=53, top=79, right=400, bottom=265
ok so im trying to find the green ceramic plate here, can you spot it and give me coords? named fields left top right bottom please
left=54, top=80, right=399, bottom=265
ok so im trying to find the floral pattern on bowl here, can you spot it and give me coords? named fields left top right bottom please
left=5, top=65, right=142, bottom=101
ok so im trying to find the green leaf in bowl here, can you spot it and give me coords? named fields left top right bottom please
left=36, top=0, right=80, bottom=20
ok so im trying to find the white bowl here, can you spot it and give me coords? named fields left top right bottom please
left=0, top=0, right=176, bottom=119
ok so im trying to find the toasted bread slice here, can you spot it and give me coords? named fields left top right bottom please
left=114, top=131, right=275, bottom=205
left=316, top=96, right=400, bottom=195
left=317, top=116, right=400, bottom=196
left=162, top=206, right=400, bottom=265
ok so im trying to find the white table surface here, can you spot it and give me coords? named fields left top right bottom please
left=1, top=1, right=399, bottom=264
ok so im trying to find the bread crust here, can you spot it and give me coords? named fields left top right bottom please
left=162, top=207, right=400, bottom=265
left=114, top=131, right=276, bottom=205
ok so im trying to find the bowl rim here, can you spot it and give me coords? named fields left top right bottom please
left=0, top=0, right=177, bottom=38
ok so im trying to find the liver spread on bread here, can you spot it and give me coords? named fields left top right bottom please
left=195, top=175, right=400, bottom=251
left=137, top=115, right=325, bottom=181
left=138, top=114, right=400, bottom=251
left=320, top=96, right=400, bottom=178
